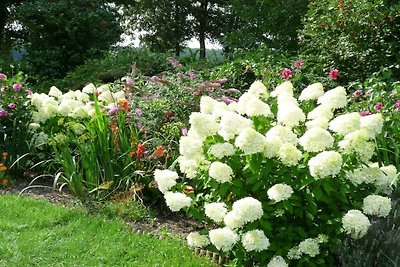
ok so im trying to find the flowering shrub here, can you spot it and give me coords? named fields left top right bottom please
left=154, top=80, right=398, bottom=265
left=0, top=71, right=32, bottom=173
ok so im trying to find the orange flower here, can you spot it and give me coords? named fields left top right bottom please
left=117, top=99, right=130, bottom=112
left=150, top=146, right=164, bottom=159
left=1, top=179, right=8, bottom=186
left=130, top=144, right=146, bottom=160
left=2, top=152, right=7, bottom=160
left=0, top=164, right=7, bottom=171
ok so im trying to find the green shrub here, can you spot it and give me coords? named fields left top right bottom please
left=300, top=0, right=400, bottom=83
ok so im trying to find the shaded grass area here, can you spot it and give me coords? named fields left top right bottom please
left=0, top=195, right=213, bottom=267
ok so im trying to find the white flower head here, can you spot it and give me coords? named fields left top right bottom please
left=271, top=81, right=294, bottom=97
left=219, top=112, right=253, bottom=141
left=224, top=210, right=246, bottom=229
left=48, top=86, right=63, bottom=97
left=205, top=202, right=228, bottom=223
left=362, top=195, right=391, bottom=217
left=267, top=183, right=294, bottom=202
left=317, top=86, right=347, bottom=109
left=189, top=112, right=219, bottom=139
left=248, top=80, right=269, bottom=99
left=266, top=125, right=298, bottom=145
left=298, top=238, right=320, bottom=257
left=308, top=151, right=342, bottom=179
left=208, top=143, right=235, bottom=159
left=209, top=227, right=239, bottom=252
left=278, top=143, right=303, bottom=166
left=299, top=83, right=324, bottom=101
left=329, top=112, right=361, bottom=135
left=305, top=117, right=330, bottom=129
left=232, top=197, right=263, bottom=223
left=299, top=127, right=334, bottom=152
left=360, top=113, right=384, bottom=139
left=241, top=229, right=270, bottom=252
left=209, top=162, right=234, bottom=183
left=307, top=105, right=334, bottom=120
left=342, top=210, right=371, bottom=239
left=164, top=192, right=191, bottom=212
left=235, top=128, right=266, bottom=155
left=187, top=232, right=210, bottom=248
left=277, top=104, right=306, bottom=127
left=237, top=93, right=272, bottom=117
left=267, top=256, right=289, bottom=267
left=154, top=169, right=179, bottom=193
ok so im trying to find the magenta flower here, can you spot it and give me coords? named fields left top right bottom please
left=13, top=83, right=23, bottom=91
left=107, top=107, right=119, bottom=115
left=329, top=69, right=340, bottom=80
left=360, top=111, right=372, bottom=116
left=374, top=102, right=383, bottom=111
left=353, top=89, right=363, bottom=98
left=293, top=59, right=304, bottom=70
left=135, top=108, right=143, bottom=116
left=0, top=73, right=7, bottom=80
left=281, top=68, right=292, bottom=79
left=210, top=82, right=221, bottom=88
left=218, top=78, right=228, bottom=83
left=396, top=100, right=400, bottom=110
left=7, top=103, right=16, bottom=109
left=26, top=89, right=33, bottom=95
left=0, top=110, right=8, bottom=117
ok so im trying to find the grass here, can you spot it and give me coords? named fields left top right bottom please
left=0, top=195, right=213, bottom=267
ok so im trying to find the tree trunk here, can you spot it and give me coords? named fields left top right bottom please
left=198, top=0, right=207, bottom=59
left=175, top=42, right=180, bottom=57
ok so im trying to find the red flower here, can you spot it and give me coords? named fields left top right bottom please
left=329, top=69, right=340, bottom=80
left=374, top=102, right=383, bottom=111
left=131, top=144, right=146, bottom=160
left=281, top=68, right=292, bottom=79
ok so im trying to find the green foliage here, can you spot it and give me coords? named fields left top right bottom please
left=300, top=0, right=400, bottom=83
left=0, top=195, right=213, bottom=267
left=11, top=0, right=122, bottom=79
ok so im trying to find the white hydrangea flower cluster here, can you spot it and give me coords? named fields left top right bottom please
left=163, top=192, right=192, bottom=212
left=287, top=237, right=323, bottom=260
left=308, top=151, right=342, bottom=179
left=208, top=227, right=239, bottom=252
left=329, top=112, right=361, bottom=135
left=224, top=197, right=263, bottom=229
left=317, top=86, right=347, bottom=109
left=154, top=169, right=179, bottom=193
left=267, top=256, right=289, bottom=267
left=248, top=80, right=269, bottom=99
left=186, top=232, right=210, bottom=248
left=209, top=162, right=234, bottom=183
left=299, top=127, right=334, bottom=152
left=241, top=229, right=270, bottom=252
left=204, top=202, right=228, bottom=223
left=267, top=183, right=294, bottom=202
left=362, top=195, right=392, bottom=217
left=235, top=127, right=267, bottom=155
left=237, top=93, right=272, bottom=117
left=208, top=143, right=235, bottom=159
left=299, top=83, right=324, bottom=101
left=342, top=209, right=371, bottom=239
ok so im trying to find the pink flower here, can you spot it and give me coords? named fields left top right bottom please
left=210, top=82, right=221, bottom=88
left=188, top=70, right=196, bottom=79
left=166, top=57, right=182, bottom=68
left=13, top=83, right=23, bottom=91
left=218, top=78, right=228, bottom=83
left=0, top=110, right=8, bottom=117
left=293, top=59, right=304, bottom=70
left=1, top=86, right=6, bottom=92
left=26, top=89, right=33, bottom=95
left=181, top=127, right=188, bottom=136
left=135, top=108, right=143, bottom=116
left=374, top=102, right=383, bottom=111
left=353, top=89, right=363, bottom=98
left=7, top=103, right=16, bottom=109
left=0, top=73, right=7, bottom=80
left=329, top=69, right=340, bottom=80
left=281, top=68, right=292, bottom=79
left=107, top=107, right=119, bottom=115
left=125, top=77, right=134, bottom=87
left=396, top=100, right=400, bottom=110
left=221, top=96, right=236, bottom=104
left=360, top=111, right=372, bottom=116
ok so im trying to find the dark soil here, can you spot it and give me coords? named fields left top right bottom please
left=0, top=173, right=204, bottom=240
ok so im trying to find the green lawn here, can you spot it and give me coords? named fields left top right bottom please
left=0, top=195, right=213, bottom=267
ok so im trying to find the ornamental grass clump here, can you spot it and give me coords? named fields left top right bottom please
left=154, top=80, right=398, bottom=265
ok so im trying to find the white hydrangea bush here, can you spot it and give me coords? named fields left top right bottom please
left=153, top=80, right=398, bottom=265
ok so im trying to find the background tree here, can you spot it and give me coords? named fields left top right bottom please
left=10, top=0, right=122, bottom=79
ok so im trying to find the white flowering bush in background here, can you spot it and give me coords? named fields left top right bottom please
left=154, top=80, right=399, bottom=265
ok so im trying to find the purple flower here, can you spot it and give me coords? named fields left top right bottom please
left=13, top=83, right=23, bottom=91
left=125, top=77, right=134, bottom=87
left=353, top=89, right=363, bottom=98
left=188, top=70, right=196, bottom=79
left=360, top=111, right=372, bottom=116
left=150, top=76, right=162, bottom=83
left=181, top=127, right=188, bottom=136
left=281, top=68, right=292, bottom=79
left=137, top=122, right=143, bottom=129
left=26, top=89, right=33, bottom=95
left=221, top=96, right=237, bottom=104
left=135, top=108, right=143, bottom=116
left=107, top=107, right=119, bottom=116
left=7, top=103, right=16, bottom=109
left=224, top=88, right=241, bottom=94
left=329, top=69, right=340, bottom=80
left=210, top=82, right=221, bottom=88
left=374, top=102, right=383, bottom=111
left=0, top=73, right=7, bottom=80
left=0, top=110, right=8, bottom=117
left=396, top=100, right=400, bottom=110
left=218, top=78, right=228, bottom=83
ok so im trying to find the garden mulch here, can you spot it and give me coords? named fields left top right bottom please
left=0, top=173, right=202, bottom=240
